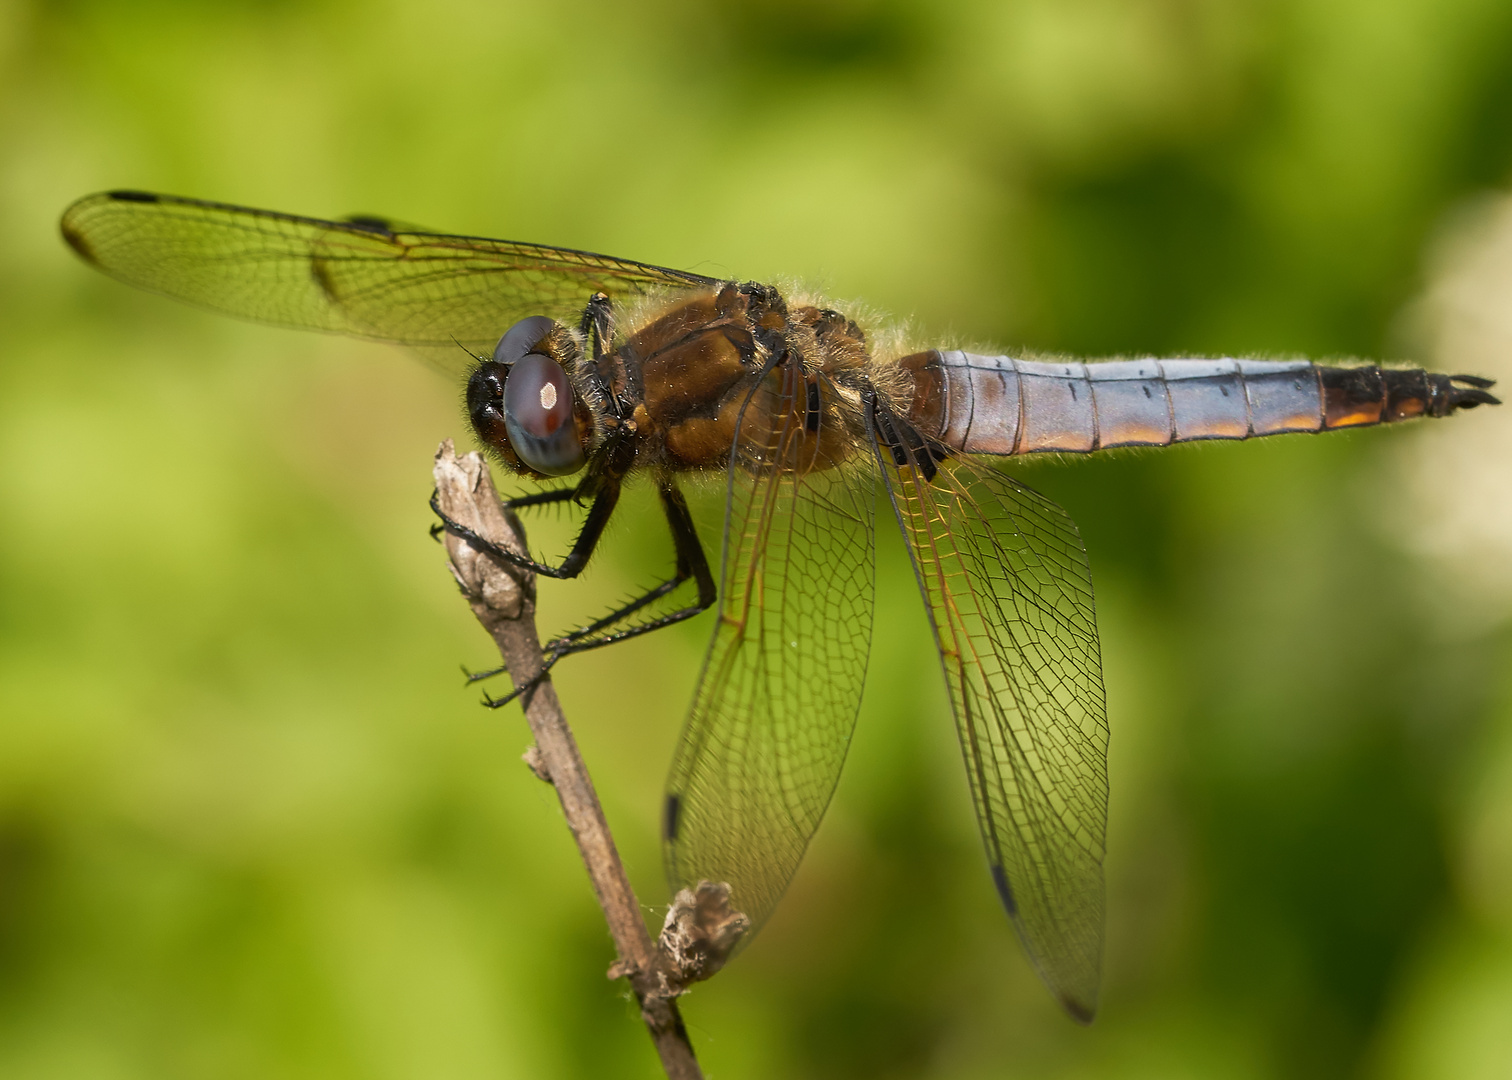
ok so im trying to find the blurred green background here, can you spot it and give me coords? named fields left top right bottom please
left=4, top=0, right=1512, bottom=1076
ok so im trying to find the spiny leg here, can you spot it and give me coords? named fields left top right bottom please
left=480, top=483, right=717, bottom=710
left=430, top=484, right=579, bottom=544
left=580, top=291, right=613, bottom=361
left=576, top=292, right=626, bottom=424
left=429, top=477, right=620, bottom=581
left=446, top=485, right=599, bottom=684
left=548, top=482, right=716, bottom=655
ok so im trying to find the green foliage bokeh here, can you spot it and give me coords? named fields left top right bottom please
left=3, top=1, right=1512, bottom=1077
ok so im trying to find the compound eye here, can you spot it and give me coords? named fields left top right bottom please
left=492, top=315, right=559, bottom=366
left=503, top=353, right=586, bottom=476
left=465, top=360, right=509, bottom=448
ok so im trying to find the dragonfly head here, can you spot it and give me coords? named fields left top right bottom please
left=467, top=316, right=589, bottom=478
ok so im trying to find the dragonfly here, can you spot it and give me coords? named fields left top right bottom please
left=59, top=190, right=1499, bottom=1022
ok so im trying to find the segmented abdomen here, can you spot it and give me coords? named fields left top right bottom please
left=902, top=352, right=1496, bottom=456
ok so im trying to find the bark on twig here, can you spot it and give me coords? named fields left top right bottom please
left=431, top=441, right=702, bottom=1080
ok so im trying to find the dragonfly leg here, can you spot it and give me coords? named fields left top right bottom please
left=444, top=486, right=585, bottom=686
left=473, top=483, right=714, bottom=707
left=503, top=486, right=580, bottom=510
left=480, top=656, right=562, bottom=710
left=428, top=485, right=578, bottom=544
left=578, top=292, right=626, bottom=421
left=543, top=482, right=717, bottom=658
left=428, top=476, right=621, bottom=580
left=579, top=291, right=613, bottom=361
left=462, top=661, right=507, bottom=684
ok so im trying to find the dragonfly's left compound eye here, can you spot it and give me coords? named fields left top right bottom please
left=502, top=353, right=586, bottom=476
left=492, top=315, right=558, bottom=366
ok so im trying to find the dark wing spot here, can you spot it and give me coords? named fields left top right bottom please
left=310, top=259, right=340, bottom=304
left=990, top=863, right=1017, bottom=915
left=805, top=379, right=821, bottom=433
left=664, top=793, right=682, bottom=841
left=1059, top=992, right=1096, bottom=1025
left=345, top=214, right=395, bottom=235
left=59, top=221, right=95, bottom=264
left=106, top=190, right=159, bottom=203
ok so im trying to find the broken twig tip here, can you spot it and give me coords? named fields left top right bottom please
left=658, top=881, right=750, bottom=989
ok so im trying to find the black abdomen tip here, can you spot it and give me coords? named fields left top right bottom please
left=1447, top=374, right=1500, bottom=411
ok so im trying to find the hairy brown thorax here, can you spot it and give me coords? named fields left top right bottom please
left=598, top=282, right=875, bottom=472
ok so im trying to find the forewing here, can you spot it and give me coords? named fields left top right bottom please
left=60, top=190, right=719, bottom=379
left=664, top=365, right=876, bottom=944
left=881, top=447, right=1108, bottom=1022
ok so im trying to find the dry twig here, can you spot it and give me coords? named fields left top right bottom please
left=431, top=441, right=702, bottom=1080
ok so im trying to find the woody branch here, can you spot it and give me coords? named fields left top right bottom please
left=430, top=440, right=702, bottom=1080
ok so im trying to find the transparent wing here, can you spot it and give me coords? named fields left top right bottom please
left=880, top=441, right=1108, bottom=1023
left=60, top=190, right=720, bottom=379
left=663, top=363, right=876, bottom=944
